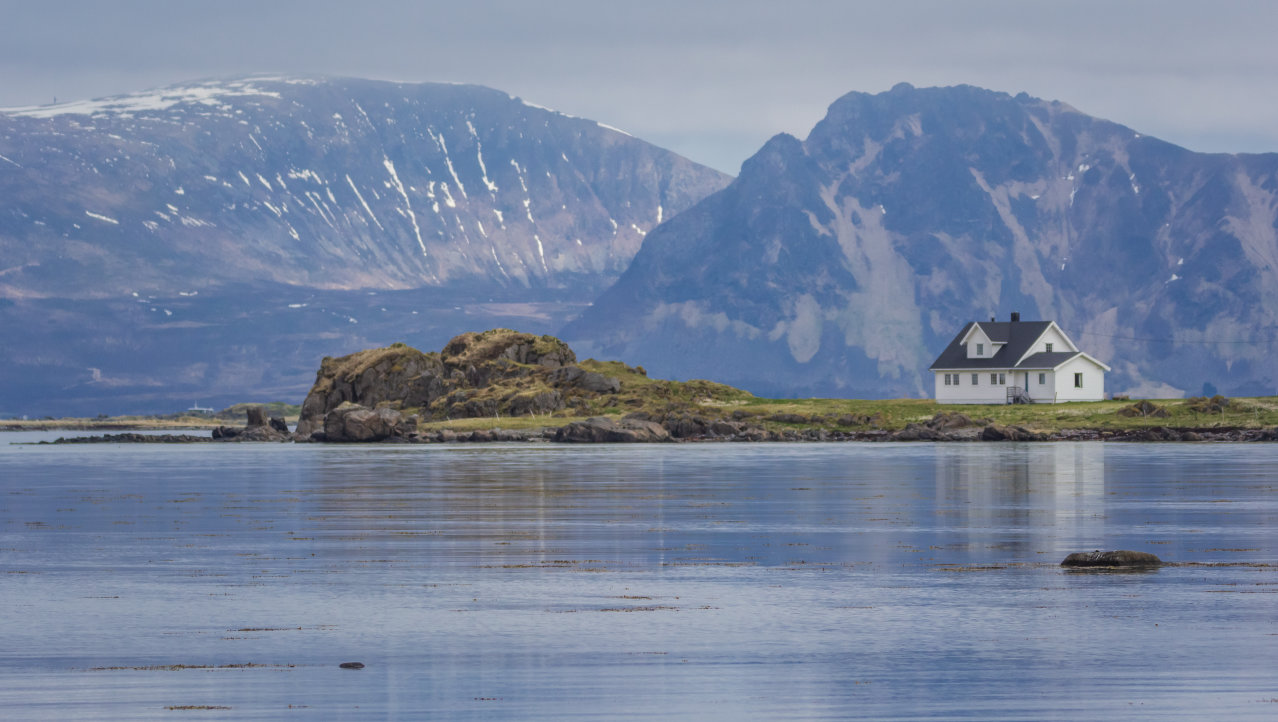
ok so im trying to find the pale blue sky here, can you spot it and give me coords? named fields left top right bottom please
left=3, top=0, right=1275, bottom=173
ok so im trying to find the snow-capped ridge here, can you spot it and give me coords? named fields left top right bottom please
left=2, top=77, right=290, bottom=118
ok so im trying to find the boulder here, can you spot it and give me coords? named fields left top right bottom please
left=505, top=389, right=564, bottom=416
left=1118, top=426, right=1183, bottom=442
left=245, top=406, right=268, bottom=428
left=323, top=402, right=409, bottom=442
left=663, top=413, right=710, bottom=439
left=235, top=424, right=292, bottom=442
left=548, top=365, right=621, bottom=394
left=891, top=423, right=951, bottom=441
left=212, top=408, right=291, bottom=442
left=708, top=420, right=743, bottom=437
left=981, top=424, right=1041, bottom=441
left=212, top=425, right=241, bottom=440
left=553, top=417, right=672, bottom=443
left=1060, top=550, right=1163, bottom=568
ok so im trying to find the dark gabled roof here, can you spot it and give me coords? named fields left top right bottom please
left=928, top=321, right=1055, bottom=370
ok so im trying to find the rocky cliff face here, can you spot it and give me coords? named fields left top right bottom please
left=0, top=77, right=731, bottom=415
left=293, top=328, right=761, bottom=442
left=297, top=329, right=586, bottom=437
left=563, top=84, right=1278, bottom=398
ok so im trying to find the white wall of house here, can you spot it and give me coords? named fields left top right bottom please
left=1052, top=356, right=1106, bottom=402
left=1026, top=369, right=1056, bottom=403
left=934, top=369, right=1016, bottom=404
left=935, top=362, right=1105, bottom=404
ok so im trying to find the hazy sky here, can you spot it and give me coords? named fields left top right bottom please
left=3, top=0, right=1275, bottom=173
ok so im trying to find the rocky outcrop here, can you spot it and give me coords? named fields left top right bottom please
left=294, top=344, right=445, bottom=437
left=553, top=417, right=672, bottom=443
left=213, top=406, right=292, bottom=442
left=548, top=366, right=621, bottom=394
left=1061, top=550, right=1163, bottom=568
left=886, top=412, right=990, bottom=441
left=928, top=412, right=983, bottom=430
left=980, top=424, right=1043, bottom=441
left=44, top=433, right=213, bottom=444
left=318, top=403, right=416, bottom=443
left=295, top=330, right=638, bottom=440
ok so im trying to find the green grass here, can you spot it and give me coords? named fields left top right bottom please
left=726, top=396, right=1278, bottom=432
left=8, top=395, right=1275, bottom=435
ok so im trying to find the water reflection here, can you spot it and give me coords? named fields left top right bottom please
left=933, top=443, right=1107, bottom=559
left=3, top=438, right=1278, bottom=720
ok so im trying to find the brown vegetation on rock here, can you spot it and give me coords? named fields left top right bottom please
left=1116, top=399, right=1169, bottom=418
left=1186, top=395, right=1230, bottom=414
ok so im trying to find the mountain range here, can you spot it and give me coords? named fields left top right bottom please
left=4, top=78, right=1277, bottom=415
left=0, top=76, right=730, bottom=414
left=564, top=83, right=1278, bottom=400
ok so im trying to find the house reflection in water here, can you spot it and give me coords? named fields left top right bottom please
left=933, top=443, right=1107, bottom=559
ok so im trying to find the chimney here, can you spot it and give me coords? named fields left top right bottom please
left=1010, top=311, right=1020, bottom=323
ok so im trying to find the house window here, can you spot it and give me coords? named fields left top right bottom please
left=990, top=373, right=997, bottom=384
left=971, top=374, right=978, bottom=385
left=1074, top=372, right=1083, bottom=388
left=999, top=373, right=1006, bottom=385
left=1038, top=372, right=1045, bottom=385
left=943, top=374, right=952, bottom=386
left=1045, top=343, right=1053, bottom=352
left=976, top=343, right=984, bottom=356
left=953, top=373, right=960, bottom=385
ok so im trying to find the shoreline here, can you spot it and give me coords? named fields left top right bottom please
left=19, top=422, right=1278, bottom=445
left=7, top=396, right=1277, bottom=445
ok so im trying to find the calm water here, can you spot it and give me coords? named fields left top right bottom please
left=2, top=434, right=1276, bottom=719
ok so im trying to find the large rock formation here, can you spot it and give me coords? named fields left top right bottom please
left=296, top=329, right=613, bottom=438
left=293, top=329, right=774, bottom=442
left=552, top=416, right=672, bottom=443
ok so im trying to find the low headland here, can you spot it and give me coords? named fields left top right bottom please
left=14, top=329, right=1278, bottom=443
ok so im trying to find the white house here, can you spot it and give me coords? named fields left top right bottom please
left=929, top=312, right=1111, bottom=404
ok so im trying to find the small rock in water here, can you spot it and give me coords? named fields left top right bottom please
left=1060, top=550, right=1162, bottom=568
left=339, top=662, right=365, bottom=669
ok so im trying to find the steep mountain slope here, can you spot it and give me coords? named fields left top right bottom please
left=563, top=83, right=1278, bottom=399
left=0, top=76, right=731, bottom=415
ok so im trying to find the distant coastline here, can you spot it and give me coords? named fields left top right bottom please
left=7, top=331, right=1276, bottom=444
